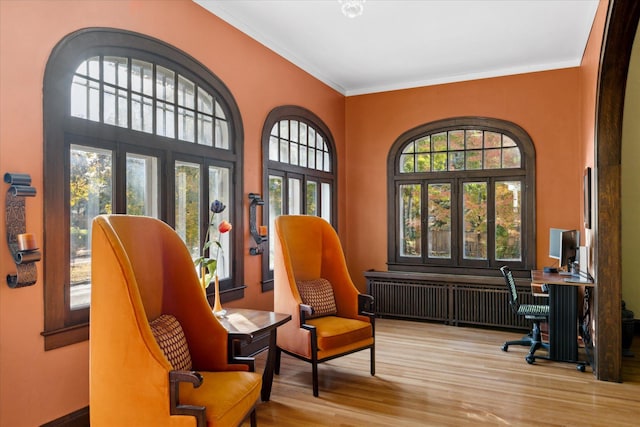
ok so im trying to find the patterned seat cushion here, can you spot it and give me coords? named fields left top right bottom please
left=297, top=278, right=337, bottom=318
left=149, top=314, right=193, bottom=371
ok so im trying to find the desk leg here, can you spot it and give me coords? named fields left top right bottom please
left=549, top=284, right=579, bottom=362
left=261, top=328, right=278, bottom=401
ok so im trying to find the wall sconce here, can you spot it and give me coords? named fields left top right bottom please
left=248, top=193, right=267, bottom=255
left=5, top=172, right=40, bottom=288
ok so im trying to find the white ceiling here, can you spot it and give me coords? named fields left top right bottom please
left=194, top=0, right=599, bottom=96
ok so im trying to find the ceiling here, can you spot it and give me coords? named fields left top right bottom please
left=194, top=0, right=600, bottom=96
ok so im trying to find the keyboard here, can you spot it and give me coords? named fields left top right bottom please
left=563, top=277, right=592, bottom=284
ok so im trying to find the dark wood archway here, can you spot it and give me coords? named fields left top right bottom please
left=595, top=0, right=639, bottom=381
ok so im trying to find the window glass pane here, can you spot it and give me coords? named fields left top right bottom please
left=198, top=113, right=213, bottom=146
left=104, top=56, right=128, bottom=88
left=290, top=141, right=299, bottom=166
left=290, top=120, right=299, bottom=142
left=175, top=161, right=200, bottom=259
left=466, top=150, right=482, bottom=170
left=306, top=181, right=317, bottom=216
left=448, top=151, right=464, bottom=171
left=432, top=132, right=447, bottom=151
left=433, top=152, right=447, bottom=171
left=288, top=178, right=301, bottom=215
left=71, top=76, right=100, bottom=121
left=156, top=102, right=175, bottom=138
left=484, top=131, right=501, bottom=148
left=495, top=181, right=522, bottom=261
left=308, top=147, right=316, bottom=169
left=209, top=166, right=231, bottom=279
left=214, top=119, right=230, bottom=149
left=215, top=101, right=226, bottom=120
left=416, top=153, right=431, bottom=172
left=269, top=136, right=279, bottom=161
left=484, top=148, right=501, bottom=169
left=448, top=130, right=464, bottom=150
left=428, top=183, right=451, bottom=258
left=198, top=88, right=213, bottom=113
left=316, top=149, right=323, bottom=172
left=323, top=152, right=330, bottom=172
left=131, top=93, right=153, bottom=133
left=399, top=184, right=421, bottom=257
left=463, top=182, right=487, bottom=260
left=268, top=175, right=283, bottom=270
left=69, top=145, right=113, bottom=310
left=156, top=66, right=175, bottom=102
left=279, top=120, right=289, bottom=140
left=502, top=135, right=516, bottom=147
left=415, top=137, right=429, bottom=152
left=321, top=182, right=331, bottom=222
left=502, top=147, right=521, bottom=168
left=132, top=60, right=153, bottom=96
left=103, top=85, right=128, bottom=128
left=279, top=137, right=289, bottom=164
left=400, top=153, right=414, bottom=172
left=300, top=122, right=307, bottom=145
left=299, top=141, right=307, bottom=167
left=178, top=76, right=195, bottom=108
left=178, top=107, right=195, bottom=142
left=402, top=141, right=415, bottom=154
left=126, top=153, right=158, bottom=218
left=466, top=130, right=483, bottom=149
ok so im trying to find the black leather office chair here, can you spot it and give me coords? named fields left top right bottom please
left=500, top=266, right=550, bottom=364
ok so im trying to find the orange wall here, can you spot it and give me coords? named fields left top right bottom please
left=344, top=69, right=585, bottom=288
left=0, top=1, right=343, bottom=425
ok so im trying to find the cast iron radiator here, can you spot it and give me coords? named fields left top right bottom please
left=364, top=270, right=537, bottom=331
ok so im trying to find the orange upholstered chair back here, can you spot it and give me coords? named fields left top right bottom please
left=90, top=214, right=233, bottom=426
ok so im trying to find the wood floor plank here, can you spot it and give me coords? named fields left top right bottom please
left=245, top=319, right=640, bottom=426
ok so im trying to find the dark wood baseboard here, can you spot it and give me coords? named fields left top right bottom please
left=40, top=406, right=89, bottom=427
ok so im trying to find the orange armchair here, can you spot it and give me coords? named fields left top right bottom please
left=273, top=215, right=375, bottom=397
left=90, top=215, right=261, bottom=427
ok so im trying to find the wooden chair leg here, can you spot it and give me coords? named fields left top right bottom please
left=274, top=346, right=281, bottom=375
left=370, top=345, right=375, bottom=376
left=250, top=408, right=257, bottom=427
left=312, top=359, right=319, bottom=397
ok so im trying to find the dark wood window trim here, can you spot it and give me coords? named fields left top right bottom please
left=260, top=106, right=337, bottom=291
left=43, top=28, right=245, bottom=350
left=387, top=116, right=536, bottom=277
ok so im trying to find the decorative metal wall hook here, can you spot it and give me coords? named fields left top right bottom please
left=248, top=193, right=267, bottom=255
left=5, top=172, right=40, bottom=288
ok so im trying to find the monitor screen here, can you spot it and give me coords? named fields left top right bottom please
left=560, top=230, right=580, bottom=268
left=549, top=228, right=565, bottom=260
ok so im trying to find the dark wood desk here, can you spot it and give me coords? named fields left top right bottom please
left=218, top=308, right=291, bottom=401
left=531, top=270, right=594, bottom=366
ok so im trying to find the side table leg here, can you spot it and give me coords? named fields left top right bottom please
left=261, top=329, right=278, bottom=401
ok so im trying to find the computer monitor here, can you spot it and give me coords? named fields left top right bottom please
left=549, top=228, right=565, bottom=260
left=560, top=229, right=580, bottom=271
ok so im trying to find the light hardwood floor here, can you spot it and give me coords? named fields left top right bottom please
left=247, top=318, right=640, bottom=426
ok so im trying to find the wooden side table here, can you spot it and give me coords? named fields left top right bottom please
left=218, top=308, right=291, bottom=401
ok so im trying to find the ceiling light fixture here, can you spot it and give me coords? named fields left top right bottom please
left=339, top=0, right=365, bottom=19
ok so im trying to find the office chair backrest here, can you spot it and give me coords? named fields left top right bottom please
left=500, top=266, right=520, bottom=314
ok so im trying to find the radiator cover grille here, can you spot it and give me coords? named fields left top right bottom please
left=366, top=272, right=536, bottom=330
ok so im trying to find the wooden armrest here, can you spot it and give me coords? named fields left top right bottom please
left=169, top=370, right=206, bottom=427
left=300, top=303, right=314, bottom=326
left=227, top=332, right=256, bottom=372
left=358, top=293, right=375, bottom=317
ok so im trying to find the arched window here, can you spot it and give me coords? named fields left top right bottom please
left=388, top=117, right=536, bottom=275
left=43, top=28, right=244, bottom=349
left=261, top=106, right=337, bottom=290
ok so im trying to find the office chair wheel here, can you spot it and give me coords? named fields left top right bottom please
left=576, top=364, right=586, bottom=372
left=525, top=355, right=535, bottom=364
left=501, top=344, right=508, bottom=352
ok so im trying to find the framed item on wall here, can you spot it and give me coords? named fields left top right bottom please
left=584, top=167, right=592, bottom=229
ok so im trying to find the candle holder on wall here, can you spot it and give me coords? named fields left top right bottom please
left=248, top=193, right=268, bottom=255
left=5, top=172, right=40, bottom=288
